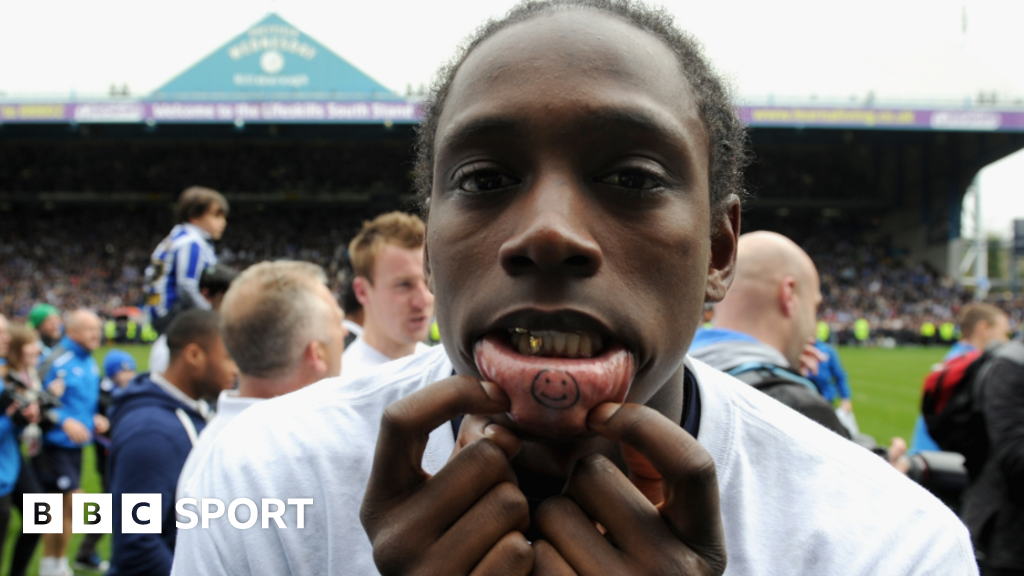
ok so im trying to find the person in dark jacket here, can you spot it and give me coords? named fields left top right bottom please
left=962, top=339, right=1024, bottom=575
left=107, top=309, right=237, bottom=576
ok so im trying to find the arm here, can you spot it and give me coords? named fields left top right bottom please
left=983, top=359, right=1024, bottom=498
left=175, top=241, right=211, bottom=310
left=830, top=348, right=853, bottom=402
left=110, top=427, right=181, bottom=575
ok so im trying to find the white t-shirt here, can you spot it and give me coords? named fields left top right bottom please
left=170, top=347, right=975, bottom=576
left=176, top=390, right=263, bottom=505
left=340, top=336, right=431, bottom=386
left=149, top=334, right=170, bottom=375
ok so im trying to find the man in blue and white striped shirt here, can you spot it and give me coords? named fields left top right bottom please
left=144, top=187, right=229, bottom=334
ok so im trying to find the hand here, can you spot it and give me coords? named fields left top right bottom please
left=530, top=403, right=726, bottom=575
left=798, top=338, right=827, bottom=377
left=93, top=414, right=110, bottom=435
left=62, top=418, right=91, bottom=444
left=839, top=399, right=853, bottom=413
left=888, top=437, right=911, bottom=475
left=47, top=378, right=66, bottom=398
left=20, top=401, right=41, bottom=424
left=361, top=376, right=533, bottom=575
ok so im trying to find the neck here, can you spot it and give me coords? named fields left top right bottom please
left=159, top=365, right=200, bottom=401
left=718, top=319, right=791, bottom=364
left=236, top=371, right=315, bottom=400
left=361, top=320, right=415, bottom=360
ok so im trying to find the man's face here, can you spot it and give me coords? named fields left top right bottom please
left=39, top=315, right=61, bottom=340
left=315, top=283, right=346, bottom=378
left=192, top=205, right=228, bottom=240
left=114, top=370, right=137, bottom=387
left=68, top=314, right=102, bottom=351
left=426, top=11, right=736, bottom=439
left=195, top=336, right=238, bottom=401
left=791, top=268, right=822, bottom=363
left=361, top=244, right=434, bottom=346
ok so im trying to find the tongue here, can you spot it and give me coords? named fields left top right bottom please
left=474, top=332, right=633, bottom=437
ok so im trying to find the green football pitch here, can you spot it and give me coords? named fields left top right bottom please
left=1, top=344, right=946, bottom=575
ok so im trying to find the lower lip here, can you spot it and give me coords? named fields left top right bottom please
left=474, top=332, right=633, bottom=438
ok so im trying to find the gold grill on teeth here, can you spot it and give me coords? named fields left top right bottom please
left=508, top=328, right=604, bottom=358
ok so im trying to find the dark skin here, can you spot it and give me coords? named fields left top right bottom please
left=361, top=9, right=740, bottom=575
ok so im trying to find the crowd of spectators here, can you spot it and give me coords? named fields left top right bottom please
left=3, top=204, right=1023, bottom=343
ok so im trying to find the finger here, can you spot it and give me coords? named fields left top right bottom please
left=562, top=453, right=664, bottom=553
left=533, top=496, right=622, bottom=573
left=588, top=403, right=724, bottom=559
left=531, top=540, right=577, bottom=576
left=451, top=415, right=522, bottom=463
left=469, top=531, right=533, bottom=576
left=366, top=376, right=510, bottom=505
left=434, top=482, right=529, bottom=573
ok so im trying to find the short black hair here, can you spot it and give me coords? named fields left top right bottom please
left=166, top=309, right=222, bottom=362
left=200, top=265, right=240, bottom=299
left=413, top=0, right=750, bottom=218
left=175, top=186, right=230, bottom=224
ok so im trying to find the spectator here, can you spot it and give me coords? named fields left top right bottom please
left=176, top=261, right=345, bottom=505
left=961, top=338, right=1024, bottom=574
left=142, top=187, right=229, bottom=335
left=73, top=349, right=138, bottom=572
left=28, top=304, right=62, bottom=360
left=2, top=324, right=47, bottom=576
left=809, top=339, right=853, bottom=411
left=0, top=318, right=29, bottom=572
left=149, top=264, right=238, bottom=375
left=910, top=304, right=1011, bottom=456
left=342, top=212, right=433, bottom=383
left=691, top=231, right=850, bottom=436
left=35, top=309, right=104, bottom=576
left=107, top=309, right=237, bottom=576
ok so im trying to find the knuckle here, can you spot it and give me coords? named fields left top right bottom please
left=380, top=402, right=414, bottom=435
left=491, top=482, right=529, bottom=520
left=534, top=495, right=576, bottom=526
left=496, top=532, right=533, bottom=570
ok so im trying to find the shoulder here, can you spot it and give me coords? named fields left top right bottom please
left=687, top=357, right=974, bottom=574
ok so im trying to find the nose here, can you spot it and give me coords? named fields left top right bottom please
left=498, top=179, right=603, bottom=278
left=411, top=279, right=434, bottom=311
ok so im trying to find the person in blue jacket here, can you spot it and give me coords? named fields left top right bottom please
left=35, top=309, right=105, bottom=576
left=808, top=340, right=853, bottom=412
left=107, top=309, right=237, bottom=576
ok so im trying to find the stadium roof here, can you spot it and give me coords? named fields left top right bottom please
left=151, top=13, right=399, bottom=102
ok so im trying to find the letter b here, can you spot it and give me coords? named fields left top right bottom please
left=72, top=493, right=111, bottom=534
left=23, top=494, right=62, bottom=534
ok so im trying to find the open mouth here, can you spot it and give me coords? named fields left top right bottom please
left=474, top=327, right=634, bottom=438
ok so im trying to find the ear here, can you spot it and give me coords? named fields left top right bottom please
left=184, top=342, right=207, bottom=370
left=352, top=276, right=371, bottom=307
left=705, top=196, right=741, bottom=303
left=778, top=277, right=798, bottom=318
left=307, top=340, right=328, bottom=375
left=423, top=227, right=434, bottom=293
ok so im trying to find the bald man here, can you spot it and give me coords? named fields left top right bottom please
left=176, top=261, right=346, bottom=505
left=36, top=309, right=108, bottom=576
left=689, top=231, right=848, bottom=436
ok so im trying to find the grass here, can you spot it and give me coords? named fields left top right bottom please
left=0, top=343, right=946, bottom=575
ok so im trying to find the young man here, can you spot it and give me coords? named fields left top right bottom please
left=909, top=303, right=1011, bottom=455
left=172, top=2, right=974, bottom=574
left=107, top=310, right=237, bottom=576
left=341, top=212, right=434, bottom=383
left=176, top=261, right=345, bottom=502
left=143, top=186, right=229, bottom=337
left=36, top=309, right=105, bottom=576
left=27, top=304, right=62, bottom=361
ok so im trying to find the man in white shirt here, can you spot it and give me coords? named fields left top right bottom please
left=176, top=261, right=345, bottom=503
left=341, top=212, right=434, bottom=384
left=171, top=1, right=976, bottom=574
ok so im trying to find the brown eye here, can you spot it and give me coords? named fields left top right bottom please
left=459, top=171, right=520, bottom=193
left=599, top=170, right=659, bottom=190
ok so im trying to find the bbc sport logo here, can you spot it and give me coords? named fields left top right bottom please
left=23, top=494, right=313, bottom=533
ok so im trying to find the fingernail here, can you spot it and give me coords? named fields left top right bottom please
left=480, top=381, right=507, bottom=403
left=484, top=423, right=507, bottom=436
left=588, top=402, right=622, bottom=429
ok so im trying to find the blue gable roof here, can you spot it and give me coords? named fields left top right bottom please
left=151, top=14, right=398, bottom=101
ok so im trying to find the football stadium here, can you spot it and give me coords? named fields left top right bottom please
left=2, top=4, right=1024, bottom=575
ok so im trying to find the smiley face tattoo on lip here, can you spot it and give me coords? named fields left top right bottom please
left=531, top=369, right=581, bottom=409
